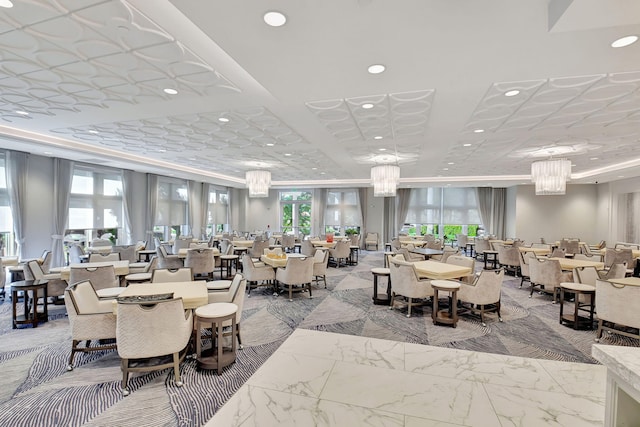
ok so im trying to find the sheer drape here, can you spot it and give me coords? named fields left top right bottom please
left=383, top=196, right=396, bottom=245
left=145, top=174, right=158, bottom=249
left=51, top=158, right=73, bottom=267
left=200, top=183, right=210, bottom=239
left=492, top=188, right=506, bottom=239
left=314, top=188, right=327, bottom=237
left=617, top=192, right=640, bottom=243
left=6, top=151, right=27, bottom=259
left=358, top=188, right=367, bottom=249
left=121, top=169, right=134, bottom=245
left=395, top=188, right=411, bottom=235
left=475, top=187, right=493, bottom=232
left=187, top=180, right=199, bottom=237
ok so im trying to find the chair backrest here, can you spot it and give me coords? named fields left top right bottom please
left=468, top=268, right=505, bottom=304
left=189, top=242, right=209, bottom=249
left=574, top=266, right=599, bottom=286
left=69, top=265, right=118, bottom=290
left=151, top=267, right=193, bottom=283
left=184, top=249, right=215, bottom=275
left=447, top=255, right=475, bottom=270
left=332, top=240, right=351, bottom=257
left=426, top=240, right=443, bottom=250
left=614, top=242, right=640, bottom=250
left=91, top=238, right=112, bottom=247
left=40, top=250, right=52, bottom=273
left=439, top=246, right=458, bottom=263
left=595, top=279, right=640, bottom=330
left=388, top=257, right=434, bottom=299
left=264, top=247, right=283, bottom=256
left=65, top=280, right=113, bottom=316
left=474, top=238, right=490, bottom=255
left=250, top=240, right=269, bottom=258
left=559, top=239, right=580, bottom=255
left=116, top=297, right=192, bottom=359
left=497, top=245, right=519, bottom=267
left=456, top=234, right=468, bottom=247
left=366, top=232, right=378, bottom=242
left=604, top=248, right=633, bottom=268
left=277, top=257, right=314, bottom=285
left=518, top=251, right=535, bottom=276
left=301, top=240, right=315, bottom=257
left=89, top=252, right=121, bottom=263
left=313, top=249, right=329, bottom=275
left=113, top=245, right=137, bottom=263
left=172, top=238, right=191, bottom=255
left=602, top=262, right=627, bottom=280
left=282, top=235, right=296, bottom=250
left=145, top=256, right=159, bottom=273
left=423, top=234, right=436, bottom=242
left=390, top=238, right=401, bottom=250
left=529, top=257, right=563, bottom=287
left=548, top=247, right=566, bottom=258
left=27, top=260, right=44, bottom=280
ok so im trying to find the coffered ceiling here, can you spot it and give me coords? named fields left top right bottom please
left=0, top=0, right=639, bottom=189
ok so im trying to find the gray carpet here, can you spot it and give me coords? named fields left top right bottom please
left=0, top=251, right=637, bottom=426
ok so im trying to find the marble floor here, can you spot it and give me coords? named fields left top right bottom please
left=207, top=329, right=607, bottom=427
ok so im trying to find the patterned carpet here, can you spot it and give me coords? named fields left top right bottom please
left=0, top=251, right=637, bottom=426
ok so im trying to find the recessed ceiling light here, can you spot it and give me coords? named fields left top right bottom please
left=320, top=172, right=326, bottom=175
left=504, top=90, right=520, bottom=97
left=264, top=11, right=287, bottom=27
left=448, top=162, right=454, bottom=165
left=443, top=168, right=449, bottom=171
left=218, top=117, right=229, bottom=123
left=618, top=175, right=625, bottom=178
left=473, top=129, right=484, bottom=133
left=88, top=130, right=99, bottom=134
left=367, top=64, right=386, bottom=74
left=311, top=167, right=317, bottom=170
left=266, top=143, right=274, bottom=147
left=0, top=0, right=14, bottom=8
left=189, top=158, right=196, bottom=161
left=43, top=151, right=52, bottom=155
left=284, top=153, right=292, bottom=156
left=158, top=149, right=166, bottom=153
left=590, top=157, right=598, bottom=160
left=373, top=136, right=383, bottom=140
left=378, top=148, right=386, bottom=151
left=362, top=103, right=374, bottom=109
left=15, top=110, right=29, bottom=115
left=463, top=143, right=472, bottom=147
left=611, top=35, right=638, bottom=48
left=163, top=88, right=178, bottom=95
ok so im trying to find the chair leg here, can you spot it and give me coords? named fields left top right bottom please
left=237, top=324, right=243, bottom=350
left=323, top=275, right=327, bottom=289
left=67, top=340, right=80, bottom=371
left=406, top=297, right=412, bottom=318
left=289, top=285, right=293, bottom=302
left=529, top=283, right=535, bottom=298
left=307, top=282, right=313, bottom=299
left=121, top=358, right=130, bottom=396
left=595, top=320, right=604, bottom=342
left=497, top=300, right=502, bottom=322
left=173, top=352, right=183, bottom=387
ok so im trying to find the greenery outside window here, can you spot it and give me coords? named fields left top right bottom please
left=280, top=191, right=312, bottom=236
left=325, top=190, right=361, bottom=236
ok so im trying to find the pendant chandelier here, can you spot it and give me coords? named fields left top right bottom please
left=245, top=170, right=271, bottom=198
left=371, top=164, right=400, bottom=197
left=531, top=159, right=571, bottom=195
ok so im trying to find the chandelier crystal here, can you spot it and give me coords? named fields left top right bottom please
left=245, top=170, right=271, bottom=198
left=531, top=159, right=571, bottom=195
left=371, top=164, right=400, bottom=197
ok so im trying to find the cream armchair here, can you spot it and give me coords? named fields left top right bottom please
left=528, top=257, right=572, bottom=303
left=64, top=280, right=117, bottom=371
left=116, top=296, right=193, bottom=396
left=497, top=245, right=520, bottom=276
left=456, top=268, right=505, bottom=326
left=26, top=260, right=67, bottom=300
left=242, top=254, right=275, bottom=296
left=312, top=249, right=330, bottom=288
left=151, top=267, right=193, bottom=283
left=446, top=255, right=476, bottom=284
left=365, top=232, right=379, bottom=251
left=68, top=265, right=122, bottom=298
left=595, top=279, right=640, bottom=342
left=202, top=273, right=247, bottom=349
left=329, top=240, right=351, bottom=267
left=275, top=257, right=314, bottom=301
left=388, top=257, right=433, bottom=318
left=156, top=245, right=183, bottom=269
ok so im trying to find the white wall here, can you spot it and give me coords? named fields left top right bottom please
left=505, top=186, right=517, bottom=238
left=514, top=183, right=599, bottom=244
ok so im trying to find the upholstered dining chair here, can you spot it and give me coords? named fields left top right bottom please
left=312, top=249, right=330, bottom=289
left=394, top=247, right=423, bottom=263
left=595, top=278, right=640, bottom=342
left=497, top=245, right=520, bottom=276
left=249, top=240, right=269, bottom=258
left=603, top=248, right=634, bottom=275
left=548, top=247, right=566, bottom=259
left=474, top=238, right=491, bottom=261
left=172, top=238, right=192, bottom=255
left=26, top=260, right=67, bottom=300
left=388, top=257, right=433, bottom=318
left=446, top=255, right=476, bottom=284
left=64, top=280, right=117, bottom=371
left=328, top=240, right=351, bottom=267
left=275, top=256, right=314, bottom=301
left=301, top=240, right=316, bottom=257
left=156, top=245, right=183, bottom=269
left=365, top=232, right=379, bottom=251
left=528, top=257, right=572, bottom=303
left=203, top=273, right=247, bottom=349
left=89, top=252, right=121, bottom=263
left=68, top=265, right=122, bottom=298
left=124, top=256, right=158, bottom=285
left=456, top=268, right=505, bottom=326
left=184, top=248, right=215, bottom=279
left=456, top=234, right=468, bottom=254
left=40, top=250, right=53, bottom=273
left=112, top=245, right=137, bottom=263
left=242, top=254, right=275, bottom=296
left=116, top=296, right=193, bottom=396
left=151, top=267, right=193, bottom=283
left=518, top=251, right=536, bottom=288
left=281, top=235, right=296, bottom=253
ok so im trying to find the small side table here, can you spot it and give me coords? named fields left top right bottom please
left=431, top=280, right=461, bottom=328
left=195, top=302, right=238, bottom=375
left=219, top=255, right=239, bottom=279
left=559, top=282, right=596, bottom=330
left=348, top=246, right=359, bottom=265
left=483, top=251, right=498, bottom=269
left=12, top=279, right=48, bottom=329
left=371, top=267, right=391, bottom=305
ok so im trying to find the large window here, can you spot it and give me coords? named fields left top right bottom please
left=155, top=178, right=188, bottom=240
left=325, top=190, right=361, bottom=235
left=0, top=156, right=14, bottom=256
left=280, top=191, right=312, bottom=236
left=207, top=188, right=229, bottom=235
left=404, top=187, right=481, bottom=241
left=68, top=166, right=123, bottom=243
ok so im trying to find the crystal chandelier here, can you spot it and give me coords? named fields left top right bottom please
left=245, top=170, right=271, bottom=198
left=531, top=159, right=571, bottom=195
left=371, top=164, right=400, bottom=197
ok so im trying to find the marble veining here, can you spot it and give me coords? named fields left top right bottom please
left=206, top=329, right=605, bottom=426
left=592, top=344, right=640, bottom=394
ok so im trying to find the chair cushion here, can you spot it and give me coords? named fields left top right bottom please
left=371, top=267, right=390, bottom=275
left=97, top=287, right=126, bottom=299
left=125, top=272, right=152, bottom=282
left=206, top=280, right=232, bottom=291
left=117, top=292, right=174, bottom=303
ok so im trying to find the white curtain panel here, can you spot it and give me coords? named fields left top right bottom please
left=491, top=188, right=506, bottom=239
left=358, top=188, right=367, bottom=249
left=145, top=174, right=158, bottom=249
left=51, top=158, right=73, bottom=267
left=395, top=188, right=411, bottom=235
left=6, top=151, right=27, bottom=259
left=475, top=187, right=493, bottom=233
left=121, top=169, right=134, bottom=245
left=199, top=183, right=210, bottom=239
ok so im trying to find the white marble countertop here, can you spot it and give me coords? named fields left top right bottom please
left=592, top=344, right=640, bottom=394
